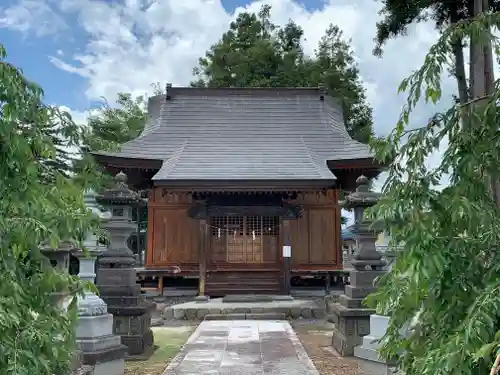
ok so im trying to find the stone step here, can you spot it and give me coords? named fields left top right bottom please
left=206, top=288, right=282, bottom=296
left=222, top=294, right=294, bottom=303
left=204, top=312, right=287, bottom=321
left=166, top=304, right=325, bottom=321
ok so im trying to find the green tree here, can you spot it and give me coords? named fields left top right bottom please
left=373, top=0, right=500, bottom=105
left=366, top=12, right=500, bottom=375
left=192, top=5, right=373, bottom=144
left=74, top=85, right=162, bottom=189
left=0, top=44, right=94, bottom=374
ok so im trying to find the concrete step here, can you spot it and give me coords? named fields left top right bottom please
left=204, top=312, right=287, bottom=321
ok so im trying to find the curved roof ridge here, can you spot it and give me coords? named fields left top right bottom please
left=299, top=136, right=336, bottom=179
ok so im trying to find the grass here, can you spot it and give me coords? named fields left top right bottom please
left=124, top=326, right=196, bottom=375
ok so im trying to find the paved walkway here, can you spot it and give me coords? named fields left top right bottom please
left=163, top=320, right=319, bottom=374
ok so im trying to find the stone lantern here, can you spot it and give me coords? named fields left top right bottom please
left=95, top=172, right=155, bottom=359
left=330, top=175, right=386, bottom=356
left=40, top=240, right=73, bottom=272
left=73, top=190, right=127, bottom=375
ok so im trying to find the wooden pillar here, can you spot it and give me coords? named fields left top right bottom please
left=282, top=219, right=292, bottom=295
left=158, top=276, right=164, bottom=296
left=199, top=219, right=207, bottom=296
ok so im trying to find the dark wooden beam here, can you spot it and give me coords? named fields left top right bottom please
left=187, top=203, right=304, bottom=219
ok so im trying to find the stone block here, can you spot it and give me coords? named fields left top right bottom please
left=102, top=295, right=144, bottom=308
left=130, top=315, right=151, bottom=335
left=222, top=294, right=293, bottom=303
left=233, top=307, right=251, bottom=314
left=113, top=314, right=151, bottom=336
left=344, top=285, right=376, bottom=299
left=301, top=307, right=313, bottom=319
left=194, top=296, right=210, bottom=303
left=249, top=307, right=266, bottom=314
left=357, top=318, right=371, bottom=336
left=331, top=326, right=351, bottom=356
left=97, top=269, right=136, bottom=286
left=289, top=307, right=302, bottom=319
left=196, top=309, right=210, bottom=320
left=312, top=307, right=325, bottom=319
left=121, top=328, right=154, bottom=355
left=77, top=334, right=122, bottom=353
left=245, top=312, right=286, bottom=320
left=204, top=313, right=246, bottom=321
left=361, top=335, right=382, bottom=351
left=370, top=314, right=390, bottom=338
left=163, top=307, right=174, bottom=320
left=331, top=312, right=372, bottom=356
left=339, top=294, right=364, bottom=309
left=113, top=316, right=130, bottom=335
left=81, top=343, right=128, bottom=367
left=185, top=308, right=198, bottom=320
left=76, top=314, right=114, bottom=339
left=98, top=285, right=142, bottom=297
left=173, top=308, right=186, bottom=320
left=350, top=270, right=386, bottom=288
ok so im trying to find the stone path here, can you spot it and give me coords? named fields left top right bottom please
left=163, top=320, right=319, bottom=374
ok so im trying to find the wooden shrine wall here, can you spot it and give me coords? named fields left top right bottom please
left=146, top=189, right=200, bottom=271
left=145, top=188, right=342, bottom=272
left=289, top=190, right=341, bottom=270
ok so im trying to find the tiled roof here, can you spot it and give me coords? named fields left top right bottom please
left=94, top=87, right=373, bottom=182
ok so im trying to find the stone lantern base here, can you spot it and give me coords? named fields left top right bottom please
left=97, top=254, right=156, bottom=359
left=330, top=304, right=374, bottom=356
left=330, top=265, right=386, bottom=356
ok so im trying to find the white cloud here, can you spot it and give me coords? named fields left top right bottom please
left=43, top=0, right=455, bottom=135
left=0, top=0, right=67, bottom=37
left=58, top=105, right=88, bottom=126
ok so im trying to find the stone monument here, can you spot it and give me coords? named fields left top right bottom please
left=73, top=190, right=127, bottom=375
left=354, top=314, right=397, bottom=375
left=96, top=172, right=155, bottom=359
left=354, top=255, right=402, bottom=374
left=330, top=175, right=386, bottom=356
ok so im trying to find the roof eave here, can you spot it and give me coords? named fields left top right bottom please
left=91, top=151, right=163, bottom=170
left=152, top=178, right=336, bottom=192
left=328, top=157, right=386, bottom=170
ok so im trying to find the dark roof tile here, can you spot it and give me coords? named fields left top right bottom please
left=95, top=87, right=373, bottom=182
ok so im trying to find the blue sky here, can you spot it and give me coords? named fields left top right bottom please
left=1, top=0, right=327, bottom=117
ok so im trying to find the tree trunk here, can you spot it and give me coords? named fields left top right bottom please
left=452, top=40, right=469, bottom=105
left=449, top=4, right=469, bottom=105
left=470, top=0, right=500, bottom=205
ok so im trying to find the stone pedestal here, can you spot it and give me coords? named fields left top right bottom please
left=75, top=250, right=127, bottom=375
left=96, top=172, right=155, bottom=359
left=74, top=190, right=127, bottom=375
left=331, top=175, right=386, bottom=356
left=354, top=315, right=397, bottom=375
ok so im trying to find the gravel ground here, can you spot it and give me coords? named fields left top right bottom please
left=293, top=320, right=361, bottom=375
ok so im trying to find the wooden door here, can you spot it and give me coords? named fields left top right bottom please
left=210, top=216, right=279, bottom=266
